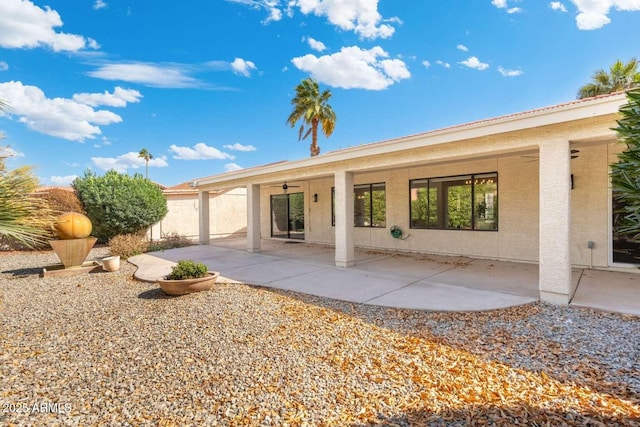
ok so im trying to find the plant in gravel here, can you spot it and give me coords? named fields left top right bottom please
left=166, top=259, right=209, bottom=280
left=72, top=170, right=168, bottom=243
left=108, top=232, right=148, bottom=259
left=611, top=87, right=640, bottom=242
left=0, top=156, right=56, bottom=249
left=146, top=232, right=194, bottom=252
left=39, top=187, right=85, bottom=214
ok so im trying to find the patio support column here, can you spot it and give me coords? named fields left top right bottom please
left=538, top=139, right=573, bottom=304
left=334, top=170, right=354, bottom=267
left=198, top=190, right=210, bottom=244
left=247, top=184, right=261, bottom=253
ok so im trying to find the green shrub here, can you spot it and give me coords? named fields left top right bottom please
left=166, top=260, right=208, bottom=280
left=72, top=170, right=168, bottom=243
left=108, top=232, right=148, bottom=259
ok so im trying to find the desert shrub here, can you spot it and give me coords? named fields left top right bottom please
left=72, top=170, right=168, bottom=243
left=147, top=232, right=194, bottom=252
left=108, top=232, right=149, bottom=259
left=0, top=162, right=56, bottom=250
left=166, top=259, right=208, bottom=280
left=40, top=188, right=85, bottom=214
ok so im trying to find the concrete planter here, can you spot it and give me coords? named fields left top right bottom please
left=101, top=256, right=121, bottom=272
left=157, top=272, right=220, bottom=296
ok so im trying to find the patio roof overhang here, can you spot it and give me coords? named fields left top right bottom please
left=195, top=92, right=626, bottom=191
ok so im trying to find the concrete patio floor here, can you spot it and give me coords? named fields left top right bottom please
left=130, top=239, right=640, bottom=315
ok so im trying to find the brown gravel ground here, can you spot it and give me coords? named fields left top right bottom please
left=1, top=248, right=639, bottom=426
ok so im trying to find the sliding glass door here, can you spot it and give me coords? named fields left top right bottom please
left=271, top=193, right=305, bottom=240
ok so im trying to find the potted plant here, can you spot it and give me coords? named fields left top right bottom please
left=157, top=259, right=219, bottom=296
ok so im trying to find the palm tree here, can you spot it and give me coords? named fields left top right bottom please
left=286, top=78, right=336, bottom=157
left=578, top=58, right=640, bottom=99
left=138, top=148, right=153, bottom=179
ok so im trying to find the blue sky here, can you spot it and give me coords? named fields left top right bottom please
left=0, top=0, right=639, bottom=187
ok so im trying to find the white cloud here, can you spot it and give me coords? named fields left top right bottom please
left=88, top=61, right=203, bottom=88
left=550, top=2, right=568, bottom=12
left=291, top=46, right=410, bottom=90
left=296, top=0, right=396, bottom=39
left=0, top=146, right=24, bottom=158
left=0, top=81, right=124, bottom=142
left=0, top=0, right=98, bottom=52
left=224, top=163, right=244, bottom=172
left=72, top=87, right=142, bottom=107
left=491, top=0, right=523, bottom=13
left=223, top=142, right=257, bottom=151
left=0, top=62, right=8, bottom=71
left=227, top=0, right=397, bottom=39
left=456, top=44, right=469, bottom=52
left=436, top=60, right=451, bottom=68
left=91, top=152, right=168, bottom=173
left=225, top=0, right=283, bottom=23
left=307, top=37, right=327, bottom=52
left=498, top=66, right=523, bottom=76
left=169, top=143, right=236, bottom=160
left=50, top=175, right=78, bottom=185
left=230, top=58, right=257, bottom=77
left=571, top=0, right=640, bottom=30
left=459, top=56, right=490, bottom=70
left=422, top=60, right=431, bottom=69
left=93, top=0, right=107, bottom=10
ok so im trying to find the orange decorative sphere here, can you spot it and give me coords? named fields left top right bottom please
left=54, top=212, right=92, bottom=240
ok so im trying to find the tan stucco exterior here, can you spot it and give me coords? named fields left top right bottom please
left=149, top=187, right=246, bottom=241
left=191, top=93, right=636, bottom=304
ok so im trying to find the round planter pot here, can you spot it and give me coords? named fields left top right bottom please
left=102, top=255, right=121, bottom=272
left=157, top=272, right=220, bottom=296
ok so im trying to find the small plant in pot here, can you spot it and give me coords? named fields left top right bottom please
left=157, top=259, right=219, bottom=296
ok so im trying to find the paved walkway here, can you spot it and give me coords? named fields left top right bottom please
left=129, top=239, right=640, bottom=315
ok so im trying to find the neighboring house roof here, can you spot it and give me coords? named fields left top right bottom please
left=163, top=180, right=226, bottom=196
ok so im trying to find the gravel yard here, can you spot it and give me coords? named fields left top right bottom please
left=1, top=248, right=639, bottom=426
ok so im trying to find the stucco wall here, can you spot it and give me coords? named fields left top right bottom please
left=150, top=187, right=247, bottom=241
left=259, top=141, right=619, bottom=267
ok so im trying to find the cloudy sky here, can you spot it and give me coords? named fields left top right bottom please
left=0, top=0, right=639, bottom=186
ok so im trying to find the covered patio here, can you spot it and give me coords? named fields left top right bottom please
left=193, top=93, right=639, bottom=306
left=136, top=238, right=640, bottom=315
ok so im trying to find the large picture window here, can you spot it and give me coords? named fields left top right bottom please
left=410, top=173, right=497, bottom=231
left=331, top=183, right=386, bottom=227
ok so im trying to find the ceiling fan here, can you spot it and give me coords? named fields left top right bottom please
left=271, top=181, right=301, bottom=193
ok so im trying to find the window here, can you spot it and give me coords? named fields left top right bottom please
left=331, top=183, right=386, bottom=227
left=410, top=173, right=497, bottom=231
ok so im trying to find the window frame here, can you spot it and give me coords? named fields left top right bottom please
left=409, top=172, right=498, bottom=231
left=331, top=182, right=387, bottom=228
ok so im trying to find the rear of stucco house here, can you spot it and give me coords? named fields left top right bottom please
left=193, top=92, right=639, bottom=305
left=149, top=183, right=246, bottom=242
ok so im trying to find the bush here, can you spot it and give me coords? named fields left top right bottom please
left=72, top=170, right=168, bottom=243
left=146, top=232, right=194, bottom=252
left=40, top=188, right=85, bottom=214
left=0, top=162, right=56, bottom=250
left=166, top=259, right=208, bottom=280
left=108, top=232, right=148, bottom=259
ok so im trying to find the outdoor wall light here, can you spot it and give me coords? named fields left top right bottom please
left=313, top=193, right=318, bottom=203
